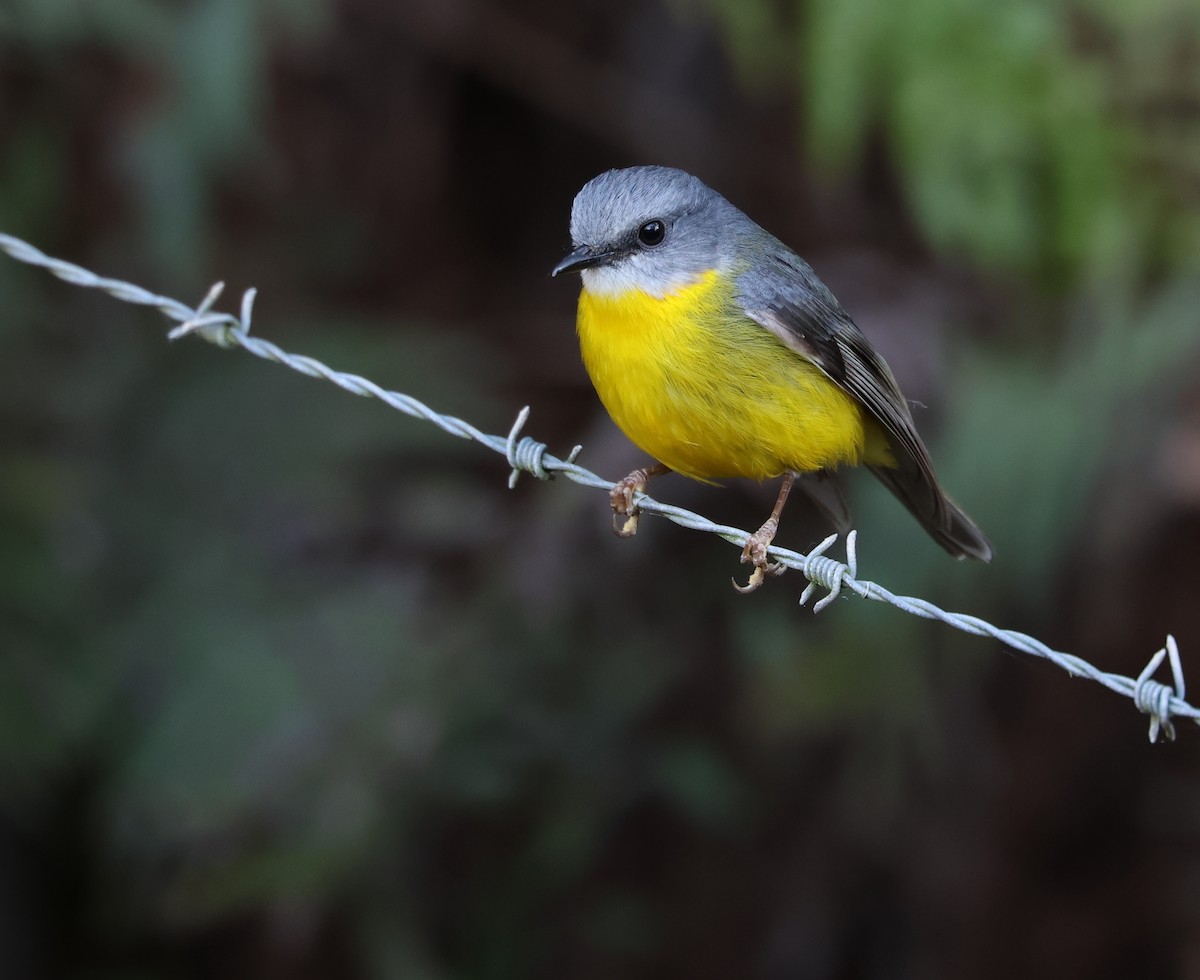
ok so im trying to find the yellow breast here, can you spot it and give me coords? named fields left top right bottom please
left=576, top=270, right=872, bottom=481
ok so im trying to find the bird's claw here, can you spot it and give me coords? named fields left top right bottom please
left=732, top=561, right=785, bottom=594
left=610, top=473, right=647, bottom=538
left=612, top=510, right=640, bottom=538
left=733, top=518, right=784, bottom=593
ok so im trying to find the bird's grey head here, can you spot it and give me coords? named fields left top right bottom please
left=552, top=166, right=743, bottom=297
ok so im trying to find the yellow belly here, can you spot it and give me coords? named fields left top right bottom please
left=577, top=270, right=878, bottom=481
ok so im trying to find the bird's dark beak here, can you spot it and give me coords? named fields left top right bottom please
left=551, top=244, right=614, bottom=277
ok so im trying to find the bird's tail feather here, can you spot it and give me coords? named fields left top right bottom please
left=867, top=462, right=993, bottom=562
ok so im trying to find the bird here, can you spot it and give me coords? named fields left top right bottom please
left=552, top=166, right=992, bottom=591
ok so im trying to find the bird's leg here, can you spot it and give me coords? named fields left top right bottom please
left=610, top=462, right=671, bottom=538
left=735, top=472, right=796, bottom=594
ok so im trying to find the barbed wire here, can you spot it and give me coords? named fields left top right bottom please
left=1, top=230, right=1193, bottom=742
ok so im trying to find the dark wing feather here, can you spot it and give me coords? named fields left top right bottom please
left=738, top=250, right=992, bottom=561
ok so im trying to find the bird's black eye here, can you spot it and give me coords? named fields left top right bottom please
left=637, top=220, right=666, bottom=247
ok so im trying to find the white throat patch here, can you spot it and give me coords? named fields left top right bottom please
left=580, top=259, right=705, bottom=300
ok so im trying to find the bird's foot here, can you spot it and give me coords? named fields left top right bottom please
left=733, top=517, right=786, bottom=593
left=610, top=468, right=652, bottom=538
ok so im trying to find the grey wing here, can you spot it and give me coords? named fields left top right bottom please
left=737, top=249, right=993, bottom=561
left=736, top=249, right=929, bottom=469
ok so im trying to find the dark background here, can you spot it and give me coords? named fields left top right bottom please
left=3, top=1, right=1200, bottom=978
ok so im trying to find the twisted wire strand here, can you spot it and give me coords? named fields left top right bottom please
left=2, top=230, right=1193, bottom=742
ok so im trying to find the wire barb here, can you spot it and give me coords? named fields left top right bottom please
left=503, top=405, right=583, bottom=488
left=506, top=406, right=550, bottom=486
left=1134, top=635, right=1186, bottom=743
left=2, top=228, right=1195, bottom=741
left=798, top=531, right=862, bottom=612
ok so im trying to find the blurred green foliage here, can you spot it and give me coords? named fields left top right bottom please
left=2, top=0, right=329, bottom=276
left=695, top=0, right=1200, bottom=281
